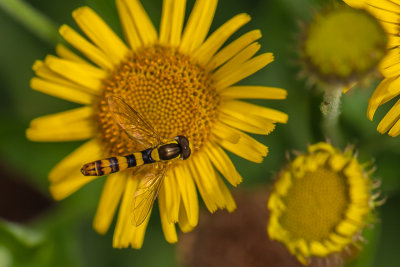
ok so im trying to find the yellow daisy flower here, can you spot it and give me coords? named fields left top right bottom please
left=300, top=4, right=386, bottom=88
left=267, top=143, right=380, bottom=265
left=26, top=0, right=288, bottom=248
left=344, top=0, right=400, bottom=137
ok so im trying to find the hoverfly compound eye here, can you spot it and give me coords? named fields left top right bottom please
left=176, top=136, right=191, bottom=160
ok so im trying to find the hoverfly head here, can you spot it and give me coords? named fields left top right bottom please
left=175, top=136, right=191, bottom=160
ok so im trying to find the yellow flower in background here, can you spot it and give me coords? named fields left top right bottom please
left=299, top=4, right=386, bottom=88
left=267, top=143, right=380, bottom=265
left=26, top=0, right=287, bottom=248
left=344, top=0, right=400, bottom=137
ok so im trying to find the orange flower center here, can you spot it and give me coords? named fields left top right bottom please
left=96, top=45, right=220, bottom=156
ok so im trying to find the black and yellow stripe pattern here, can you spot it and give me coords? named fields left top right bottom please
left=81, top=139, right=182, bottom=176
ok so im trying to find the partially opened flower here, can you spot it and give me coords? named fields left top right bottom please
left=26, top=0, right=287, bottom=248
left=267, top=143, right=381, bottom=265
left=344, top=0, right=400, bottom=137
left=299, top=4, right=386, bottom=89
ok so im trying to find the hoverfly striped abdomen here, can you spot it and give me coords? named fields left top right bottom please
left=81, top=136, right=191, bottom=177
left=81, top=155, right=129, bottom=176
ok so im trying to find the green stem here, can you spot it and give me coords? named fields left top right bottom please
left=321, top=86, right=343, bottom=146
left=0, top=0, right=59, bottom=45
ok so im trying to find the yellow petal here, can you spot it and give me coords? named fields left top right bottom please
left=343, top=0, right=367, bottom=8
left=187, top=155, right=218, bottom=213
left=113, top=176, right=142, bottom=248
left=93, top=172, right=128, bottom=234
left=159, top=0, right=173, bottom=45
left=387, top=34, right=400, bottom=49
left=26, top=106, right=95, bottom=142
left=59, top=25, right=113, bottom=70
left=204, top=141, right=242, bottom=186
left=178, top=202, right=196, bottom=233
left=218, top=112, right=276, bottom=135
left=159, top=0, right=187, bottom=46
left=44, top=55, right=105, bottom=92
left=214, top=133, right=267, bottom=163
left=215, top=173, right=236, bottom=212
left=219, top=102, right=278, bottom=129
left=49, top=139, right=103, bottom=200
left=221, top=99, right=288, bottom=123
left=162, top=169, right=180, bottom=223
left=214, top=53, right=274, bottom=90
left=207, top=30, right=262, bottom=70
left=158, top=183, right=178, bottom=243
left=169, top=0, right=186, bottom=46
left=369, top=0, right=400, bottom=13
left=211, top=121, right=241, bottom=144
left=367, top=5, right=399, bottom=25
left=73, top=7, right=129, bottom=65
left=56, top=44, right=89, bottom=65
left=213, top=42, right=261, bottom=82
left=116, top=0, right=142, bottom=51
left=116, top=0, right=157, bottom=47
left=174, top=162, right=199, bottom=227
left=180, top=0, right=217, bottom=53
left=377, top=98, right=400, bottom=134
left=380, top=59, right=400, bottom=78
left=193, top=13, right=251, bottom=65
left=388, top=118, right=400, bottom=137
left=191, top=153, right=231, bottom=211
left=220, top=86, right=287, bottom=100
left=367, top=77, right=394, bottom=120
left=33, top=60, right=93, bottom=92
left=30, top=77, right=94, bottom=105
left=379, top=21, right=400, bottom=37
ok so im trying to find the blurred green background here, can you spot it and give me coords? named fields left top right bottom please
left=0, top=0, right=399, bottom=266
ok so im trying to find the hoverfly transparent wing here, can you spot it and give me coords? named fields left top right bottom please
left=131, top=162, right=168, bottom=226
left=108, top=96, right=161, bottom=150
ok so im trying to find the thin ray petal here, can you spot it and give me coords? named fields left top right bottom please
left=367, top=77, right=395, bottom=120
left=193, top=13, right=251, bottom=65
left=180, top=0, right=218, bottom=53
left=174, top=162, right=199, bottom=227
left=59, top=25, right=113, bottom=70
left=117, top=0, right=157, bottom=46
left=220, top=86, right=287, bottom=100
left=33, top=60, right=94, bottom=92
left=94, top=172, right=128, bottom=234
left=214, top=132, right=268, bottom=163
left=377, top=98, right=400, bottom=134
left=44, top=55, right=106, bottom=91
left=30, top=78, right=94, bottom=105
left=215, top=173, right=236, bottom=212
left=207, top=30, right=262, bottom=70
left=73, top=7, right=129, bottom=65
left=116, top=0, right=142, bottom=50
left=213, top=42, right=261, bottom=81
left=204, top=141, right=242, bottom=186
left=162, top=169, right=180, bottom=223
left=218, top=113, right=276, bottom=135
left=56, top=44, right=89, bottom=65
left=113, top=176, right=140, bottom=248
left=26, top=106, right=95, bottom=142
left=49, top=139, right=103, bottom=200
left=221, top=99, right=288, bottom=123
left=159, top=0, right=173, bottom=45
left=170, top=0, right=186, bottom=46
left=178, top=202, right=196, bottom=233
left=214, top=53, right=274, bottom=90
left=158, top=184, right=178, bottom=243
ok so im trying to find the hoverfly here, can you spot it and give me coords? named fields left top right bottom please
left=81, top=96, right=191, bottom=226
